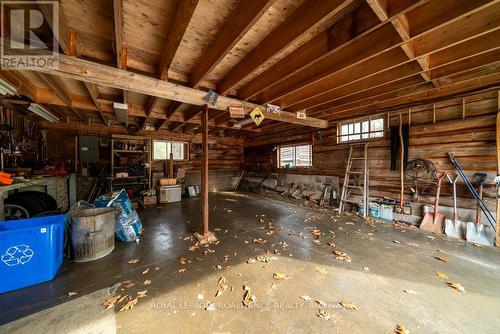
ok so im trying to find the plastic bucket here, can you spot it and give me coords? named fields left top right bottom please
left=379, top=204, right=394, bottom=221
left=70, top=208, right=116, bottom=262
left=0, top=214, right=65, bottom=293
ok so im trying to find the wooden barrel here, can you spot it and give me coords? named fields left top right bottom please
left=70, top=208, right=115, bottom=262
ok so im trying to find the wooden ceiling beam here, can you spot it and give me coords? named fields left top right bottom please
left=365, top=0, right=435, bottom=85
left=217, top=0, right=356, bottom=95
left=35, top=73, right=89, bottom=123
left=307, top=57, right=500, bottom=116
left=262, top=1, right=500, bottom=106
left=321, top=67, right=500, bottom=120
left=190, top=0, right=275, bottom=88
left=27, top=54, right=328, bottom=128
left=156, top=102, right=185, bottom=131
left=143, top=0, right=200, bottom=130
left=287, top=38, right=500, bottom=111
left=170, top=105, right=203, bottom=132
left=237, top=0, right=429, bottom=100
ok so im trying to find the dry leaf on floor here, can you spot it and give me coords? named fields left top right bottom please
left=363, top=267, right=370, bottom=271
left=119, top=297, right=138, bottom=312
left=315, top=266, right=328, bottom=275
left=434, top=256, right=448, bottom=263
left=215, top=289, right=222, bottom=297
left=316, top=300, right=327, bottom=307
left=317, top=309, right=332, bottom=321
left=253, top=238, right=267, bottom=244
left=188, top=245, right=198, bottom=252
left=473, top=243, right=484, bottom=248
left=176, top=268, right=186, bottom=274
left=333, top=250, right=352, bottom=263
left=395, top=324, right=409, bottom=334
left=436, top=249, right=447, bottom=253
left=137, top=290, right=147, bottom=298
left=127, top=259, right=139, bottom=264
left=340, top=300, right=359, bottom=310
left=117, top=295, right=129, bottom=304
left=406, top=243, right=419, bottom=247
left=154, top=266, right=160, bottom=271
left=142, top=268, right=150, bottom=274
left=447, top=282, right=465, bottom=292
left=403, top=289, right=417, bottom=295
left=179, top=256, right=187, bottom=264
left=67, top=291, right=77, bottom=297
left=434, top=271, right=449, bottom=280
left=300, top=295, right=311, bottom=301
left=218, top=277, right=226, bottom=285
left=247, top=258, right=256, bottom=264
left=144, top=279, right=152, bottom=285
left=273, top=272, right=289, bottom=280
left=103, top=295, right=122, bottom=309
left=393, top=240, right=401, bottom=244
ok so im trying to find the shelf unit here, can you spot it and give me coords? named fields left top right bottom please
left=110, top=134, right=151, bottom=200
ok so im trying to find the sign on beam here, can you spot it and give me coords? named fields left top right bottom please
left=250, top=107, right=265, bottom=126
left=229, top=107, right=245, bottom=118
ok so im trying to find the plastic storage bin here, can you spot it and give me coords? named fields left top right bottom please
left=0, top=214, right=65, bottom=294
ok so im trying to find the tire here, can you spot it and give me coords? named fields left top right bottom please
left=5, top=191, right=58, bottom=219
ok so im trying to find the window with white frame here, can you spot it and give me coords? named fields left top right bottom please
left=153, top=140, right=189, bottom=160
left=278, top=144, right=312, bottom=168
left=339, top=116, right=385, bottom=143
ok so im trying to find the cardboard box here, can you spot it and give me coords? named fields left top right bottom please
left=142, top=195, right=157, bottom=206
left=159, top=178, right=177, bottom=186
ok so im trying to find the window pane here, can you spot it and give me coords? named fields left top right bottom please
left=341, top=124, right=348, bottom=136
left=153, top=141, right=167, bottom=160
left=280, top=146, right=295, bottom=168
left=295, top=145, right=311, bottom=167
left=362, top=121, right=369, bottom=139
left=172, top=142, right=184, bottom=160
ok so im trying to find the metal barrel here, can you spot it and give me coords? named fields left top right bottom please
left=69, top=208, right=116, bottom=262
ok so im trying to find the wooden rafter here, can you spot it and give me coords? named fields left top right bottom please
left=113, top=0, right=127, bottom=104
left=217, top=0, right=356, bottom=95
left=366, top=0, right=435, bottom=86
left=35, top=73, right=88, bottom=123
left=190, top=0, right=275, bottom=88
left=28, top=54, right=328, bottom=128
left=170, top=105, right=203, bottom=133
left=259, top=0, right=500, bottom=106
left=237, top=0, right=429, bottom=100
left=285, top=33, right=500, bottom=112
left=143, top=0, right=200, bottom=130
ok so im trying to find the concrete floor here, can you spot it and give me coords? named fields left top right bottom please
left=1, top=192, right=500, bottom=333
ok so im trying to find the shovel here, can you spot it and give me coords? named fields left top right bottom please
left=420, top=173, right=446, bottom=234
left=444, top=173, right=465, bottom=239
left=466, top=173, right=494, bottom=245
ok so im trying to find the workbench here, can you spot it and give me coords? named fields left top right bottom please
left=0, top=176, right=68, bottom=221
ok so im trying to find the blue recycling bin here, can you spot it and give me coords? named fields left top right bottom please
left=0, top=214, right=65, bottom=294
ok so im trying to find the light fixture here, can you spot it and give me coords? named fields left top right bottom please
left=28, top=103, right=59, bottom=122
left=113, top=102, right=128, bottom=126
left=0, top=78, right=18, bottom=96
left=234, top=117, right=254, bottom=127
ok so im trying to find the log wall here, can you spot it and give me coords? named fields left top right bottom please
left=244, top=90, right=499, bottom=211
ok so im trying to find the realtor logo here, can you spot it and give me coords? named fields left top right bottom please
left=1, top=1, right=59, bottom=69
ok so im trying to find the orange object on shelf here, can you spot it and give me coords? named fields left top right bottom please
left=0, top=176, right=13, bottom=185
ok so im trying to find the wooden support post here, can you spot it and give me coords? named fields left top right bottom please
left=462, top=98, right=466, bottom=119
left=496, top=91, right=500, bottom=247
left=399, top=113, right=404, bottom=208
left=433, top=104, right=436, bottom=123
left=201, top=104, right=209, bottom=236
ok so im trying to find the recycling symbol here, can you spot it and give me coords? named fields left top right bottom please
left=1, top=244, right=35, bottom=266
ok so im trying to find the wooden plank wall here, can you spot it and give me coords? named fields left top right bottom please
left=44, top=126, right=244, bottom=175
left=244, top=90, right=499, bottom=210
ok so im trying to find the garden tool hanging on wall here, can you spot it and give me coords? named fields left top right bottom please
left=466, top=173, right=494, bottom=246
left=444, top=173, right=465, bottom=239
left=420, top=173, right=446, bottom=234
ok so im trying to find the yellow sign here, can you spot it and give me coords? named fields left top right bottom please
left=250, top=107, right=265, bottom=126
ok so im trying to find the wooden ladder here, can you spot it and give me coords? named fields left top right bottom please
left=339, top=143, right=369, bottom=217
